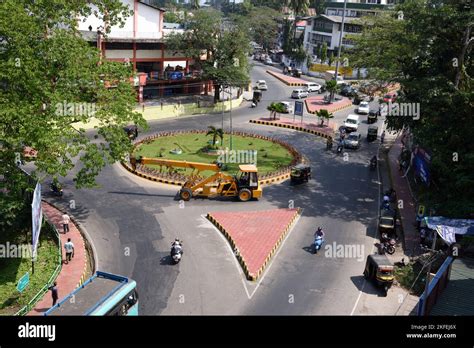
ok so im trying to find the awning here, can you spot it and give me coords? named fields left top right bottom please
left=425, top=217, right=474, bottom=245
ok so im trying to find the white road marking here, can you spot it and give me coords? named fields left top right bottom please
left=199, top=213, right=301, bottom=300
left=350, top=144, right=382, bottom=316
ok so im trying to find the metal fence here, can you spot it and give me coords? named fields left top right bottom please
left=14, top=217, right=62, bottom=316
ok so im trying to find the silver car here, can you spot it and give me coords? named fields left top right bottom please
left=344, top=132, right=361, bottom=149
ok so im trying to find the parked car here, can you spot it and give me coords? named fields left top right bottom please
left=357, top=101, right=370, bottom=114
left=304, top=82, right=322, bottom=93
left=383, top=92, right=397, bottom=103
left=256, top=80, right=268, bottom=91
left=278, top=101, right=293, bottom=114
left=344, top=114, right=360, bottom=132
left=344, top=132, right=362, bottom=149
left=291, top=89, right=308, bottom=99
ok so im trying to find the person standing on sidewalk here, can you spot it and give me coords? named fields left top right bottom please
left=48, top=282, right=58, bottom=306
left=64, top=238, right=75, bottom=264
left=61, top=212, right=70, bottom=233
left=381, top=131, right=386, bottom=144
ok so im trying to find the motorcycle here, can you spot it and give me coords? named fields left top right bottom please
left=170, top=242, right=183, bottom=264
left=50, top=183, right=63, bottom=197
left=382, top=200, right=391, bottom=210
left=312, top=235, right=325, bottom=254
left=336, top=143, right=344, bottom=154
left=370, top=158, right=377, bottom=170
left=379, top=233, right=396, bottom=255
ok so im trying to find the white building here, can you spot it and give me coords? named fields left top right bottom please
left=303, top=0, right=398, bottom=56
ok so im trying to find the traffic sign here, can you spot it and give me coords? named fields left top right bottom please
left=294, top=101, right=304, bottom=116
left=17, top=272, right=30, bottom=293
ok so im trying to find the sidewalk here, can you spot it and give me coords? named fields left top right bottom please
left=385, top=135, right=419, bottom=258
left=28, top=202, right=87, bottom=315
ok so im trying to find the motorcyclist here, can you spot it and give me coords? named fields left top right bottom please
left=314, top=227, right=325, bottom=239
left=337, top=138, right=344, bottom=152
left=171, top=238, right=183, bottom=253
left=50, top=178, right=62, bottom=193
left=326, top=137, right=333, bottom=150
left=370, top=155, right=377, bottom=165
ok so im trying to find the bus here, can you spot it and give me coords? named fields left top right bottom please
left=44, top=271, right=138, bottom=316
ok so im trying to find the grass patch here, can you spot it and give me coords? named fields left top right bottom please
left=134, top=133, right=294, bottom=177
left=0, top=223, right=60, bottom=315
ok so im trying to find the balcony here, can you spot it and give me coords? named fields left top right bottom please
left=106, top=31, right=163, bottom=40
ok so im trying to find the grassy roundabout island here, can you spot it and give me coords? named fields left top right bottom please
left=133, top=131, right=295, bottom=178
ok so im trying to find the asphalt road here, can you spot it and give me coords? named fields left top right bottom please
left=42, top=62, right=388, bottom=315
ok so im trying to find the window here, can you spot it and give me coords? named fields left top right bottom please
left=107, top=289, right=138, bottom=316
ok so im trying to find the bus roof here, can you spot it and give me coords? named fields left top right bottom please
left=44, top=271, right=135, bottom=316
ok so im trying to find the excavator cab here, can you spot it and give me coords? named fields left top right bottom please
left=234, top=165, right=262, bottom=201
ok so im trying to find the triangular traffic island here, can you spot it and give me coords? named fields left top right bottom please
left=207, top=208, right=300, bottom=281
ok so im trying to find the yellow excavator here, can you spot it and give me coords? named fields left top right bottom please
left=130, top=156, right=263, bottom=202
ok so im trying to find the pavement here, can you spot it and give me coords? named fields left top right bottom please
left=28, top=201, right=87, bottom=315
left=305, top=95, right=353, bottom=114
left=207, top=209, right=300, bottom=280
left=266, top=70, right=307, bottom=86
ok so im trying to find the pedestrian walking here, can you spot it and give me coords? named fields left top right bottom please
left=381, top=131, right=386, bottom=144
left=48, top=282, right=58, bottom=306
left=61, top=212, right=70, bottom=233
left=64, top=238, right=75, bottom=264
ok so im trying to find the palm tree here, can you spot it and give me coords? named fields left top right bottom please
left=267, top=102, right=286, bottom=120
left=315, top=109, right=334, bottom=127
left=287, top=0, right=310, bottom=48
left=190, top=0, right=200, bottom=10
left=206, top=126, right=224, bottom=147
left=325, top=80, right=338, bottom=103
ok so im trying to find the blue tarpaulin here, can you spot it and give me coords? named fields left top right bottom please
left=425, top=217, right=474, bottom=245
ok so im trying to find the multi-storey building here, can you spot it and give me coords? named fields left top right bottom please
left=303, top=0, right=397, bottom=56
left=78, top=0, right=211, bottom=101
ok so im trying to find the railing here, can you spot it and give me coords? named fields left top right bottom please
left=14, top=217, right=62, bottom=316
left=107, top=31, right=162, bottom=39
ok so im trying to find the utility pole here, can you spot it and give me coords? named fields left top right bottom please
left=229, top=85, right=233, bottom=151
left=334, top=0, right=347, bottom=83
left=420, top=209, right=437, bottom=315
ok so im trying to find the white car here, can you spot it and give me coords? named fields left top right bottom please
left=357, top=101, right=370, bottom=114
left=278, top=101, right=293, bottom=114
left=256, top=80, right=268, bottom=90
left=344, top=114, right=360, bottom=132
left=304, top=82, right=322, bottom=93
left=291, top=89, right=308, bottom=99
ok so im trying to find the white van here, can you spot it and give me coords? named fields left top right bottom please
left=344, top=114, right=360, bottom=132
left=291, top=89, right=308, bottom=99
left=304, top=82, right=322, bottom=93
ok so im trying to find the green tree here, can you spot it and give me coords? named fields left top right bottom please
left=315, top=109, right=334, bottom=127
left=0, top=0, right=146, bottom=229
left=166, top=9, right=251, bottom=102
left=320, top=42, right=327, bottom=64
left=312, top=0, right=327, bottom=15
left=190, top=0, right=200, bottom=10
left=325, top=80, right=338, bottom=103
left=267, top=102, right=286, bottom=120
left=348, top=0, right=474, bottom=217
left=238, top=7, right=281, bottom=51
left=327, top=50, right=333, bottom=66
left=206, top=126, right=224, bottom=147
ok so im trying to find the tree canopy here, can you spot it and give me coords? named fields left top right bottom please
left=348, top=0, right=473, bottom=217
left=166, top=8, right=251, bottom=102
left=0, top=0, right=147, bottom=230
